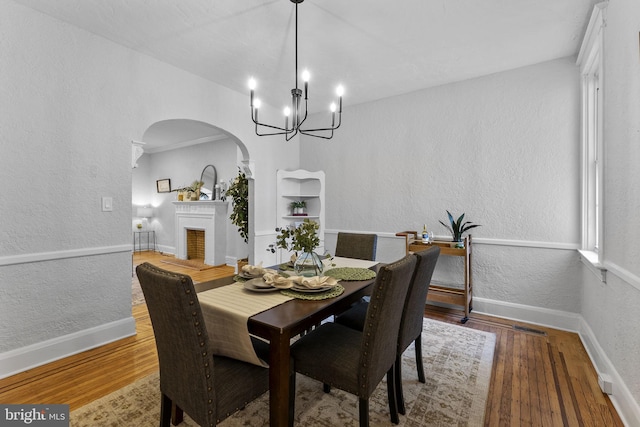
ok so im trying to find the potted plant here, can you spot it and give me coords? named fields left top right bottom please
left=226, top=169, right=249, bottom=243
left=439, top=210, right=481, bottom=248
left=290, top=200, right=306, bottom=215
left=187, top=180, right=204, bottom=200
left=274, top=219, right=321, bottom=276
left=172, top=180, right=203, bottom=201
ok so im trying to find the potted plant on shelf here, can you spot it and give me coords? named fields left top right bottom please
left=290, top=200, right=307, bottom=216
left=439, top=210, right=481, bottom=248
left=172, top=180, right=204, bottom=201
left=274, top=219, right=322, bottom=276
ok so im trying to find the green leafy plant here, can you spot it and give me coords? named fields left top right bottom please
left=439, top=210, right=481, bottom=242
left=274, top=219, right=320, bottom=253
left=172, top=180, right=203, bottom=194
left=226, top=169, right=249, bottom=243
left=290, top=200, right=306, bottom=209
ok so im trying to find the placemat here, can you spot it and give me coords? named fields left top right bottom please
left=324, top=267, right=377, bottom=281
left=280, top=284, right=345, bottom=300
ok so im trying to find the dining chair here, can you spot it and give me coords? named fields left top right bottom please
left=334, top=232, right=378, bottom=261
left=289, top=254, right=417, bottom=427
left=136, top=262, right=270, bottom=427
left=334, top=246, right=440, bottom=415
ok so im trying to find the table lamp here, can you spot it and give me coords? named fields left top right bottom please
left=137, top=207, right=153, bottom=230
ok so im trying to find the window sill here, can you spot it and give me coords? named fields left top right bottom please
left=578, top=250, right=607, bottom=283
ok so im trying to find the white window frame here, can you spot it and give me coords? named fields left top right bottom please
left=577, top=2, right=607, bottom=281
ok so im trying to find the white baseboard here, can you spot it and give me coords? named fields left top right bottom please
left=472, top=297, right=639, bottom=427
left=472, top=297, right=582, bottom=332
left=226, top=256, right=239, bottom=270
left=0, top=317, right=136, bottom=380
left=578, top=318, right=640, bottom=427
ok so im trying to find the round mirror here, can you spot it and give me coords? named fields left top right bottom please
left=199, top=164, right=217, bottom=200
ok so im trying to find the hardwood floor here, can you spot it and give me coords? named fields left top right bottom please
left=0, top=251, right=623, bottom=426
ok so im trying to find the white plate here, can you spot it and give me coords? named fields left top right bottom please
left=243, top=278, right=279, bottom=292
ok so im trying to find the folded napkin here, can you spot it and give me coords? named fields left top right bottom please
left=263, top=272, right=295, bottom=289
left=292, top=275, right=339, bottom=289
left=262, top=273, right=339, bottom=290
left=242, top=263, right=277, bottom=278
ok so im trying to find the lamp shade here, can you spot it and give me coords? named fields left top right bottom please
left=137, top=207, right=153, bottom=218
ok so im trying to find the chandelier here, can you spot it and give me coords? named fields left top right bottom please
left=248, top=0, right=343, bottom=141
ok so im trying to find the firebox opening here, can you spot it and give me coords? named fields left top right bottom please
left=186, top=229, right=205, bottom=261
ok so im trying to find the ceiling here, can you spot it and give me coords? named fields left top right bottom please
left=15, top=0, right=598, bottom=148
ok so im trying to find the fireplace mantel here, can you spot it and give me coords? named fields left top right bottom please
left=173, top=201, right=228, bottom=266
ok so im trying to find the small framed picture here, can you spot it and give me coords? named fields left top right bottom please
left=156, top=179, right=171, bottom=193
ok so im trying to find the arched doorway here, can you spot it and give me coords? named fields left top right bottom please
left=132, top=118, right=253, bottom=267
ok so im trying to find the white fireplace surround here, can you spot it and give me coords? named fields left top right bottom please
left=173, top=201, right=228, bottom=266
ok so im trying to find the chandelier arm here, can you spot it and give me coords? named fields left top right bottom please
left=251, top=108, right=295, bottom=133
left=299, top=111, right=342, bottom=133
left=299, top=128, right=334, bottom=140
left=285, top=128, right=299, bottom=141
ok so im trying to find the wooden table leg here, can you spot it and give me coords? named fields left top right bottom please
left=269, top=329, right=293, bottom=427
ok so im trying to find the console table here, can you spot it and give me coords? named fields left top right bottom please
left=133, top=230, right=156, bottom=253
left=404, top=234, right=473, bottom=323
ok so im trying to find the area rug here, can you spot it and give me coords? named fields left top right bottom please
left=70, top=318, right=495, bottom=426
left=131, top=273, right=145, bottom=306
left=160, top=258, right=215, bottom=271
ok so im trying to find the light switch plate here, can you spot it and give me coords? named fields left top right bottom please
left=102, top=196, right=113, bottom=212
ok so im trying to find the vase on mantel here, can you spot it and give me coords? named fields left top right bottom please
left=294, top=251, right=323, bottom=277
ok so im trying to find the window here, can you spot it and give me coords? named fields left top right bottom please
left=577, top=3, right=606, bottom=278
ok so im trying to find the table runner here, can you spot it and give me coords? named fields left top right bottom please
left=198, top=283, right=293, bottom=366
left=198, top=257, right=377, bottom=367
left=323, top=256, right=377, bottom=270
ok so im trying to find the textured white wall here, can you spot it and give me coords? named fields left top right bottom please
left=302, top=57, right=582, bottom=312
left=579, top=0, right=640, bottom=417
left=0, top=2, right=295, bottom=361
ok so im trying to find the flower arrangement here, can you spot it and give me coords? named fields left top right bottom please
left=226, top=169, right=249, bottom=243
left=172, top=180, right=204, bottom=201
left=439, top=210, right=481, bottom=242
left=274, top=219, right=320, bottom=254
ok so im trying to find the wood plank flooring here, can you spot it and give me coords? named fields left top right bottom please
left=0, top=251, right=623, bottom=426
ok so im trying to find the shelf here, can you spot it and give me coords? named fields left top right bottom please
left=282, top=194, right=320, bottom=199
left=276, top=169, right=326, bottom=264
left=406, top=235, right=472, bottom=323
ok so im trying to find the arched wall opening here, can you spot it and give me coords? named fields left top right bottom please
left=132, top=118, right=253, bottom=267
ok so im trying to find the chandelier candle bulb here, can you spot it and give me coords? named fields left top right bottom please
left=302, top=69, right=310, bottom=99
left=248, top=78, right=256, bottom=107
left=284, top=107, right=291, bottom=129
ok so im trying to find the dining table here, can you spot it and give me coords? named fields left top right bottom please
left=197, top=257, right=379, bottom=427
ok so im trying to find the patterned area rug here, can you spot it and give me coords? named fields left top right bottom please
left=131, top=272, right=145, bottom=306
left=70, top=319, right=495, bottom=426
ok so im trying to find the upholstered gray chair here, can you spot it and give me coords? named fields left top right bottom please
left=289, top=254, right=417, bottom=427
left=334, top=232, right=378, bottom=261
left=335, top=246, right=440, bottom=415
left=136, top=262, right=269, bottom=427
